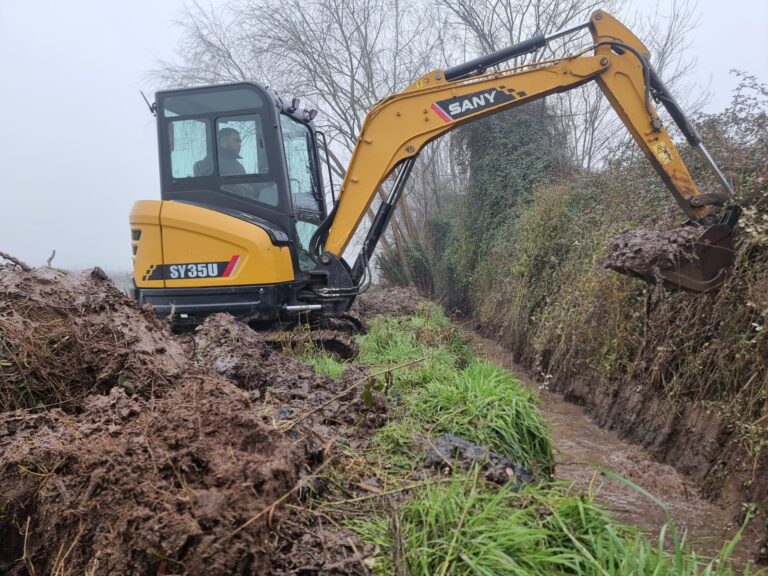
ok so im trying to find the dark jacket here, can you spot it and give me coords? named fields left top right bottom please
left=192, top=148, right=245, bottom=177
left=218, top=148, right=246, bottom=176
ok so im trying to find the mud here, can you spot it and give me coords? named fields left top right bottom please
left=351, top=285, right=423, bottom=319
left=0, top=266, right=384, bottom=574
left=0, top=267, right=187, bottom=411
left=604, top=225, right=702, bottom=279
left=0, top=379, right=300, bottom=575
left=423, top=433, right=534, bottom=487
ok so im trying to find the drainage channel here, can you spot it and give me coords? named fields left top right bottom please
left=470, top=331, right=761, bottom=566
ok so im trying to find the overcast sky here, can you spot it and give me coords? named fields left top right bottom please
left=1, top=0, right=766, bottom=271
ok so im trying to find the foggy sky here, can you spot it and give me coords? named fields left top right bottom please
left=1, top=0, right=766, bottom=271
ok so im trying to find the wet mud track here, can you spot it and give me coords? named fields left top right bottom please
left=471, top=332, right=762, bottom=565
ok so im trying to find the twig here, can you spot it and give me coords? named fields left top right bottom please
left=346, top=536, right=370, bottom=576
left=319, top=478, right=454, bottom=509
left=424, top=421, right=454, bottom=471
left=438, top=469, right=480, bottom=576
left=281, top=358, right=425, bottom=431
left=23, top=516, right=36, bottom=576
left=0, top=250, right=31, bottom=271
left=51, top=521, right=86, bottom=576
left=391, top=509, right=409, bottom=576
left=228, top=439, right=337, bottom=539
left=750, top=409, right=768, bottom=427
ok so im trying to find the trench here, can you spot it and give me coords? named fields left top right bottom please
left=470, top=331, right=762, bottom=565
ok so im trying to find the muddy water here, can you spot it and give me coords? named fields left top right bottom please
left=471, top=332, right=760, bottom=565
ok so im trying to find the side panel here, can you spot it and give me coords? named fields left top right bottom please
left=159, top=201, right=295, bottom=287
left=130, top=200, right=165, bottom=289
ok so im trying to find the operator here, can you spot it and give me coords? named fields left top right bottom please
left=192, top=128, right=246, bottom=177
left=216, top=128, right=246, bottom=176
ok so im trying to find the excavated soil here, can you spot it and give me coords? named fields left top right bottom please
left=0, top=266, right=188, bottom=411
left=0, top=264, right=388, bottom=575
left=604, top=225, right=702, bottom=279
left=350, top=285, right=423, bottom=318
left=0, top=380, right=300, bottom=575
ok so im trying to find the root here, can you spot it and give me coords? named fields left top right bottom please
left=0, top=250, right=32, bottom=271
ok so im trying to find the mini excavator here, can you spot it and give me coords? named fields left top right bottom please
left=130, top=10, right=738, bottom=327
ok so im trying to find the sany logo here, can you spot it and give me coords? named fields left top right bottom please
left=448, top=90, right=498, bottom=115
left=432, top=86, right=522, bottom=122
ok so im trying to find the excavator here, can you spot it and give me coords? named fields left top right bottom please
left=130, top=10, right=738, bottom=328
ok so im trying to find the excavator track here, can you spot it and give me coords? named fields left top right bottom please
left=259, top=317, right=364, bottom=360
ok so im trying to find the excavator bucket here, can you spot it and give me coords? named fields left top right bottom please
left=605, top=224, right=735, bottom=293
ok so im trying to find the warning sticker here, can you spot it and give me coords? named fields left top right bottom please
left=654, top=142, right=673, bottom=165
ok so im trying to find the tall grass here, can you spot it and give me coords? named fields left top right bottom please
left=353, top=307, right=554, bottom=475
left=358, top=305, right=472, bottom=395
left=409, top=360, right=554, bottom=476
left=350, top=473, right=749, bottom=576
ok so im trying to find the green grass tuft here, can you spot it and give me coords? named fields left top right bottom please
left=409, top=359, right=554, bottom=476
left=349, top=473, right=748, bottom=576
left=301, top=352, right=347, bottom=379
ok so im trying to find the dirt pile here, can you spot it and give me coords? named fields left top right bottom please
left=194, top=314, right=386, bottom=450
left=0, top=266, right=187, bottom=411
left=0, top=264, right=384, bottom=575
left=603, top=225, right=702, bottom=279
left=0, top=379, right=299, bottom=575
left=352, top=285, right=423, bottom=319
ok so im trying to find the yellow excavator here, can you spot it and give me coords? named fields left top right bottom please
left=130, top=10, right=738, bottom=327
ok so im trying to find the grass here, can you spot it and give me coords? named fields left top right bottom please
left=408, top=359, right=554, bottom=476
left=355, top=306, right=553, bottom=479
left=300, top=351, right=347, bottom=379
left=350, top=472, right=752, bottom=576
left=296, top=304, right=752, bottom=575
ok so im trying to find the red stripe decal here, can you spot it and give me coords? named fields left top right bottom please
left=223, top=255, right=240, bottom=277
left=431, top=103, right=452, bottom=123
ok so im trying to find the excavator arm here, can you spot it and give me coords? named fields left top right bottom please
left=312, top=10, right=735, bottom=294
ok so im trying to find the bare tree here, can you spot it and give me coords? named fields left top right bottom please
left=155, top=0, right=446, bottom=280
left=438, top=0, right=706, bottom=169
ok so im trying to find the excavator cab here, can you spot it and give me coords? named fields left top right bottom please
left=130, top=83, right=334, bottom=325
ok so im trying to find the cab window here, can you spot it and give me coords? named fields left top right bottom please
left=280, top=115, right=323, bottom=269
left=163, top=92, right=279, bottom=208
left=169, top=119, right=211, bottom=178
left=215, top=115, right=269, bottom=175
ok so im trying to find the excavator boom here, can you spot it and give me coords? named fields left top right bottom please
left=316, top=10, right=735, bottom=293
